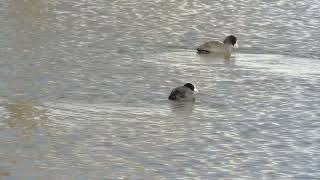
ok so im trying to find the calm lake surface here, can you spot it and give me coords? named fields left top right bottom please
left=0, top=0, right=320, bottom=179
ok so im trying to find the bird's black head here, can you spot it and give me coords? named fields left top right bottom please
left=223, top=35, right=237, bottom=46
left=184, top=83, right=195, bottom=91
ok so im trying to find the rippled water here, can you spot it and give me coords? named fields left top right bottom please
left=0, top=0, right=320, bottom=179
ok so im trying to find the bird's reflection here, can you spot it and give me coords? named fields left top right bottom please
left=198, top=53, right=236, bottom=66
left=169, top=101, right=195, bottom=116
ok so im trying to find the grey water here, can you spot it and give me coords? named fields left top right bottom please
left=0, top=0, right=319, bottom=179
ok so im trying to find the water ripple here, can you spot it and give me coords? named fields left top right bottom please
left=1, top=0, right=320, bottom=179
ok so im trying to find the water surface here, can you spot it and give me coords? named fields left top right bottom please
left=0, top=0, right=319, bottom=179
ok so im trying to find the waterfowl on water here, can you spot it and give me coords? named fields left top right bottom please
left=168, top=83, right=198, bottom=101
left=196, top=35, right=238, bottom=57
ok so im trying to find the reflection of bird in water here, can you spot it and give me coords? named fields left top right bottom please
left=5, top=101, right=48, bottom=138
left=169, top=101, right=195, bottom=116
left=198, top=52, right=236, bottom=66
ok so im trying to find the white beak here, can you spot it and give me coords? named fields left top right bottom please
left=194, top=88, right=199, bottom=94
left=234, top=42, right=238, bottom=49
